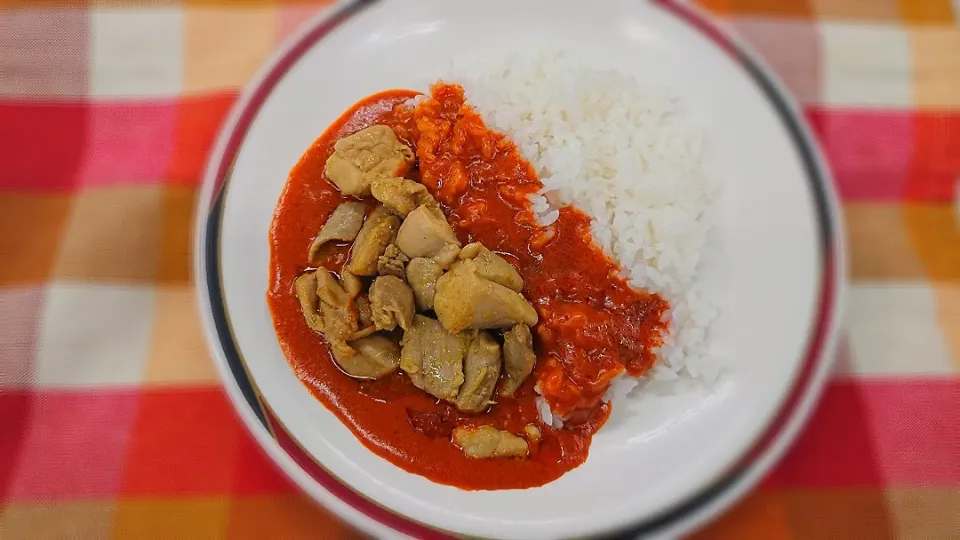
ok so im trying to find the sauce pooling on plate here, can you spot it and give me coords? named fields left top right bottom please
left=268, top=85, right=668, bottom=489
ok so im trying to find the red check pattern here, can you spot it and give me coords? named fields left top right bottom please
left=1, top=1, right=959, bottom=538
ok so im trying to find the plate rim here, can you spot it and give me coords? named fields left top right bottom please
left=192, top=0, right=847, bottom=538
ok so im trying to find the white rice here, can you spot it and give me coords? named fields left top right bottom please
left=441, top=51, right=722, bottom=424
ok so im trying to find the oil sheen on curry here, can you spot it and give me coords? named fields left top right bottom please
left=268, top=84, right=668, bottom=490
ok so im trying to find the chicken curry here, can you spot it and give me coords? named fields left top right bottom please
left=268, top=84, right=668, bottom=490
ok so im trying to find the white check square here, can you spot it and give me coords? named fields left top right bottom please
left=845, top=282, right=954, bottom=376
left=35, top=282, right=156, bottom=387
left=91, top=8, right=183, bottom=96
left=822, top=23, right=912, bottom=107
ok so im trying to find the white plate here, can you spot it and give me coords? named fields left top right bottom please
left=195, top=1, right=845, bottom=538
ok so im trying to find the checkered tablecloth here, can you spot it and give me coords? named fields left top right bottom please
left=1, top=0, right=958, bottom=538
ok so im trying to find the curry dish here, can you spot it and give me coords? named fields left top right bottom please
left=268, top=84, right=668, bottom=490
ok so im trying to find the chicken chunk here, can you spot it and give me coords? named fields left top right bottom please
left=403, top=243, right=460, bottom=312
left=406, top=257, right=442, bottom=311
left=369, top=275, right=415, bottom=331
left=458, top=242, right=524, bottom=292
left=302, top=270, right=364, bottom=358
left=434, top=260, right=538, bottom=333
left=293, top=272, right=324, bottom=332
left=454, top=332, right=502, bottom=413
left=395, top=205, right=461, bottom=259
left=355, top=295, right=374, bottom=328
left=377, top=244, right=409, bottom=280
left=500, top=324, right=536, bottom=397
left=431, top=243, right=461, bottom=269
left=320, top=301, right=358, bottom=359
left=331, top=333, right=400, bottom=379
left=340, top=270, right=363, bottom=298
left=346, top=206, right=400, bottom=276
left=371, top=177, right=437, bottom=218
left=315, top=269, right=352, bottom=308
left=452, top=425, right=529, bottom=459
left=349, top=326, right=378, bottom=340
left=307, top=202, right=365, bottom=263
left=400, top=315, right=471, bottom=401
left=324, top=125, right=415, bottom=197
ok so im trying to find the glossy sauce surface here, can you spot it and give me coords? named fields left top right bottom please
left=268, top=86, right=668, bottom=489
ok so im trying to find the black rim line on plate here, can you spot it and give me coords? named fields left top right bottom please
left=200, top=0, right=838, bottom=538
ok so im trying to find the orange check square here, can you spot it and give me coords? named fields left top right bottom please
left=909, top=27, right=960, bottom=108
left=887, top=487, right=960, bottom=538
left=226, top=495, right=360, bottom=539
left=184, top=6, right=277, bottom=92
left=845, top=203, right=927, bottom=279
left=113, top=497, right=230, bottom=539
left=898, top=0, right=956, bottom=24
left=692, top=490, right=790, bottom=539
left=904, top=203, right=960, bottom=281
left=933, top=285, right=960, bottom=372
left=52, top=186, right=164, bottom=282
left=696, top=0, right=814, bottom=18
left=0, top=500, right=115, bottom=539
left=812, top=0, right=899, bottom=21
left=0, top=192, right=72, bottom=285
left=784, top=489, right=898, bottom=538
left=158, top=185, right=197, bottom=285
left=144, top=284, right=219, bottom=385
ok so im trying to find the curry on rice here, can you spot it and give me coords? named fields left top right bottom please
left=268, top=84, right=668, bottom=490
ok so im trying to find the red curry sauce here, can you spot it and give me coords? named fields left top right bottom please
left=268, top=85, right=668, bottom=490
